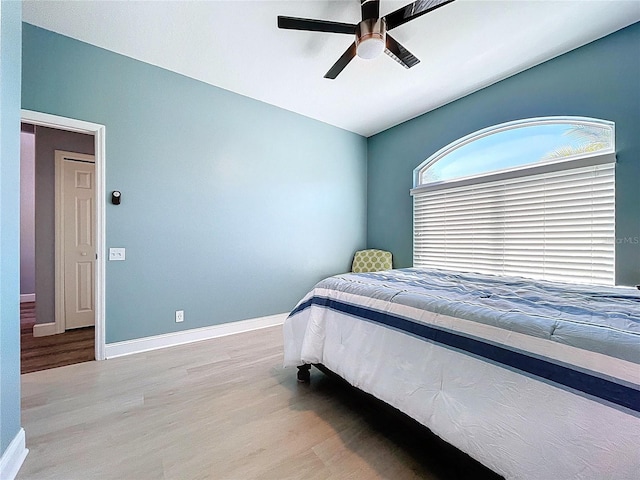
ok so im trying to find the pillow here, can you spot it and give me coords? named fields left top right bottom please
left=351, top=249, right=392, bottom=273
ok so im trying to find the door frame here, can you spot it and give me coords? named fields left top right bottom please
left=54, top=151, right=96, bottom=334
left=22, top=109, right=107, bottom=361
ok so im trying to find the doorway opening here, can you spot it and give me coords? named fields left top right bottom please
left=20, top=110, right=106, bottom=372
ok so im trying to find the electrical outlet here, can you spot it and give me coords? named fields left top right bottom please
left=175, top=310, right=184, bottom=323
left=109, top=247, right=126, bottom=261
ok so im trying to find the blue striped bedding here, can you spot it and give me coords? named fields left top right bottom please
left=284, top=267, right=640, bottom=478
left=289, top=267, right=640, bottom=414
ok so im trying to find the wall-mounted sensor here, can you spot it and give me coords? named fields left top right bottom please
left=111, top=191, right=121, bottom=205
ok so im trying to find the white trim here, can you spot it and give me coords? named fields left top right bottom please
left=54, top=154, right=64, bottom=334
left=105, top=313, right=287, bottom=359
left=54, top=151, right=96, bottom=335
left=21, top=109, right=107, bottom=361
left=0, top=428, right=28, bottom=480
left=32, top=322, right=58, bottom=338
left=20, top=294, right=35, bottom=303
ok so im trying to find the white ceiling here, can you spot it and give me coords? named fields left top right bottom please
left=22, top=1, right=640, bottom=137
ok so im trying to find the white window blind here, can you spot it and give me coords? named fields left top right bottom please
left=413, top=161, right=615, bottom=285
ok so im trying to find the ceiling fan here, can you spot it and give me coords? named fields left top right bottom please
left=277, top=0, right=455, bottom=79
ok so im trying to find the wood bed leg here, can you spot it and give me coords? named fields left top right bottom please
left=297, top=364, right=311, bottom=383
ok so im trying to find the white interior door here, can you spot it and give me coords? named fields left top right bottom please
left=60, top=155, right=96, bottom=329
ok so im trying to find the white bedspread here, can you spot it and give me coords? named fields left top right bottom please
left=283, top=268, right=640, bottom=480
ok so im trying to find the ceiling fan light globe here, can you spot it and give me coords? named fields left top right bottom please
left=355, top=18, right=386, bottom=60
left=357, top=37, right=385, bottom=59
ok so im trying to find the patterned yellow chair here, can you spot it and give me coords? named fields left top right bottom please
left=351, top=249, right=393, bottom=273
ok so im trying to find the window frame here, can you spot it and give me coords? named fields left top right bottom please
left=411, top=116, right=616, bottom=286
left=413, top=116, right=615, bottom=191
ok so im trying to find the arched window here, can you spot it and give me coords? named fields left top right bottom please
left=411, top=117, right=615, bottom=285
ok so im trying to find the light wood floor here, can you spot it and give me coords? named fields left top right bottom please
left=19, top=325, right=501, bottom=480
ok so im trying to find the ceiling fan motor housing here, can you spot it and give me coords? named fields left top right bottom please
left=356, top=18, right=386, bottom=59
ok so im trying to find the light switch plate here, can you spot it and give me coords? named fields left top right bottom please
left=109, top=247, right=126, bottom=261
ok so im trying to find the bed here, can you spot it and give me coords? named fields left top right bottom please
left=283, top=267, right=640, bottom=479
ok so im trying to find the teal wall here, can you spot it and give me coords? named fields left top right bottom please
left=367, top=22, right=640, bottom=286
left=22, top=24, right=367, bottom=343
left=0, top=0, right=22, bottom=456
left=6, top=11, right=639, bottom=466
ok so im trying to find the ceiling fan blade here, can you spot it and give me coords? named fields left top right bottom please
left=324, top=42, right=357, bottom=79
left=385, top=34, right=420, bottom=69
left=361, top=0, right=380, bottom=20
left=384, top=0, right=455, bottom=30
left=277, top=16, right=356, bottom=35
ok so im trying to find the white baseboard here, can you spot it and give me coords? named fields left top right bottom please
left=105, top=312, right=287, bottom=359
left=20, top=294, right=35, bottom=303
left=0, top=428, right=28, bottom=480
left=32, top=322, right=58, bottom=337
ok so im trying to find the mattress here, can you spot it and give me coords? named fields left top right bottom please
left=283, top=267, right=640, bottom=479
